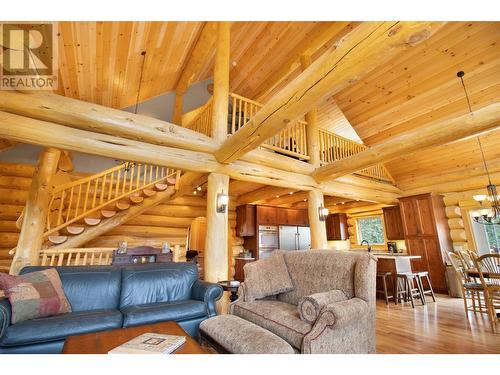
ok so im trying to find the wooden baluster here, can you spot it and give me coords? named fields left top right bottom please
left=83, top=181, right=91, bottom=213
left=136, top=164, right=141, bottom=189
left=57, top=253, right=64, bottom=266
left=83, top=252, right=88, bottom=266
left=149, top=165, right=153, bottom=184
left=90, top=253, right=95, bottom=266
left=122, top=167, right=128, bottom=194
left=57, top=190, right=65, bottom=226
left=91, top=177, right=99, bottom=209
left=107, top=171, right=114, bottom=201
left=98, top=252, right=103, bottom=265
left=41, top=253, right=47, bottom=266
left=75, top=252, right=81, bottom=266
left=66, top=252, right=72, bottom=266
left=238, top=99, right=243, bottom=131
left=65, top=187, right=74, bottom=222
left=129, top=164, right=135, bottom=192
left=75, top=184, right=82, bottom=219
left=105, top=252, right=110, bottom=265
left=50, top=254, right=55, bottom=266
left=231, top=96, right=236, bottom=134
left=115, top=168, right=121, bottom=198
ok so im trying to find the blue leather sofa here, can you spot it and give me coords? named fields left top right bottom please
left=0, top=263, right=223, bottom=354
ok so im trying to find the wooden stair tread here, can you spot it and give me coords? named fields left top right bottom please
left=167, top=176, right=177, bottom=185
left=116, top=201, right=130, bottom=210
left=101, top=210, right=117, bottom=218
left=84, top=217, right=101, bottom=226
left=48, top=235, right=68, bottom=244
left=129, top=195, right=144, bottom=204
left=61, top=225, right=85, bottom=235
left=154, top=183, right=168, bottom=191
left=142, top=188, right=156, bottom=197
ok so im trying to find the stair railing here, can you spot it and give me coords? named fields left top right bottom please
left=184, top=97, right=213, bottom=137
left=45, top=163, right=180, bottom=237
left=318, top=129, right=394, bottom=182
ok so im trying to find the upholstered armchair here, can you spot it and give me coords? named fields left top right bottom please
left=229, top=250, right=377, bottom=354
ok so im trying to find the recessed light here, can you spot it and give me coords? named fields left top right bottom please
left=197, top=186, right=202, bottom=191
left=193, top=191, right=197, bottom=195
left=276, top=195, right=280, bottom=198
left=303, top=199, right=307, bottom=202
left=232, top=61, right=237, bottom=66
left=289, top=192, right=293, bottom=195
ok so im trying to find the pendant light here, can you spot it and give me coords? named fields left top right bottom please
left=457, top=71, right=500, bottom=225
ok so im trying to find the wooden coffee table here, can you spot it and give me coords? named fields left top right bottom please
left=62, top=321, right=206, bottom=354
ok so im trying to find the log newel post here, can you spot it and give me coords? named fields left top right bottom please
left=211, top=22, right=231, bottom=143
left=300, top=54, right=320, bottom=168
left=307, top=189, right=328, bottom=249
left=10, top=147, right=61, bottom=275
left=204, top=172, right=229, bottom=282
left=172, top=90, right=184, bottom=126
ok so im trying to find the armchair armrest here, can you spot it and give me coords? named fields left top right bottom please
left=0, top=298, right=11, bottom=339
left=298, top=289, right=349, bottom=324
left=302, top=298, right=371, bottom=354
left=191, top=280, right=223, bottom=317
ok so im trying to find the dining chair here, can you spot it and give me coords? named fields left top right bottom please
left=472, top=253, right=500, bottom=333
left=459, top=250, right=475, bottom=269
left=447, top=252, right=485, bottom=315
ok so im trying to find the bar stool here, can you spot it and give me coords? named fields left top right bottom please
left=395, top=273, right=425, bottom=308
left=376, top=272, right=394, bottom=304
left=415, top=271, right=436, bottom=303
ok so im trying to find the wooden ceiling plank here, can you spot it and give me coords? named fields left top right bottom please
left=175, top=22, right=218, bottom=94
left=312, top=103, right=500, bottom=182
left=214, top=22, right=444, bottom=164
left=253, top=21, right=357, bottom=102
left=237, top=186, right=294, bottom=205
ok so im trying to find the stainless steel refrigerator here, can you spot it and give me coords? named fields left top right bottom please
left=278, top=226, right=311, bottom=251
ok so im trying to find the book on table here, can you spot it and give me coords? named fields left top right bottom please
left=108, top=333, right=186, bottom=354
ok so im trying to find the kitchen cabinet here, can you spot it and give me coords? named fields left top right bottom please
left=256, top=206, right=278, bottom=225
left=399, top=193, right=452, bottom=293
left=382, top=205, right=404, bottom=240
left=277, top=208, right=309, bottom=226
left=326, top=213, right=348, bottom=240
left=236, top=205, right=256, bottom=236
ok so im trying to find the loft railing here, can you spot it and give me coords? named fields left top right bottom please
left=46, top=163, right=180, bottom=237
left=184, top=97, right=213, bottom=137
left=318, top=129, right=394, bottom=182
left=228, top=93, right=309, bottom=160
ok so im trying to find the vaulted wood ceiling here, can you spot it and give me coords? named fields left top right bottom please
left=50, top=21, right=500, bottom=190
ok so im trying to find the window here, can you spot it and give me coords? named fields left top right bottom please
left=357, top=216, right=385, bottom=245
left=469, top=211, right=500, bottom=255
left=484, top=225, right=500, bottom=253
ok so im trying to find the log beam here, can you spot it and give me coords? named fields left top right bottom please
left=204, top=173, right=229, bottom=282
left=313, top=104, right=500, bottom=181
left=10, top=148, right=60, bottom=274
left=214, top=22, right=444, bottom=164
left=211, top=22, right=231, bottom=142
left=0, top=111, right=400, bottom=204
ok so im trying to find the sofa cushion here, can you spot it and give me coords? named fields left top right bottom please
left=278, top=250, right=361, bottom=305
left=21, top=266, right=122, bottom=312
left=298, top=289, right=349, bottom=324
left=122, top=300, right=207, bottom=327
left=0, top=269, right=71, bottom=324
left=231, top=300, right=312, bottom=350
left=243, top=251, right=294, bottom=302
left=0, top=309, right=122, bottom=347
left=120, top=263, right=198, bottom=308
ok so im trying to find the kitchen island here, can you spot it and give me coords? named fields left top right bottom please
left=372, top=253, right=422, bottom=303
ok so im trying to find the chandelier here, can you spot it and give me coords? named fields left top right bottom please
left=456, top=71, right=500, bottom=226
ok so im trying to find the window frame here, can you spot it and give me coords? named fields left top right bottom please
left=356, top=215, right=386, bottom=245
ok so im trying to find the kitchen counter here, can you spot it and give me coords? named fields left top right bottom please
left=371, top=254, right=420, bottom=259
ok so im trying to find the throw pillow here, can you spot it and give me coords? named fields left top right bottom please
left=298, top=289, right=349, bottom=324
left=243, top=251, right=294, bottom=302
left=0, top=268, right=72, bottom=324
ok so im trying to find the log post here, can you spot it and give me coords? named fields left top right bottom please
left=10, top=148, right=61, bottom=274
left=307, top=189, right=328, bottom=249
left=204, top=172, right=229, bottom=282
left=300, top=55, right=320, bottom=168
left=172, top=91, right=184, bottom=125
left=211, top=22, right=231, bottom=143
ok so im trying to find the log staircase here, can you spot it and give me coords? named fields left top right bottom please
left=7, top=162, right=181, bottom=269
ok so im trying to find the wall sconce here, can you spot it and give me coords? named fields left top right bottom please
left=318, top=205, right=329, bottom=221
left=216, top=193, right=229, bottom=213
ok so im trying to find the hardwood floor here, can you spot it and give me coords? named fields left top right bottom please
left=376, top=294, right=500, bottom=354
left=218, top=292, right=500, bottom=354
